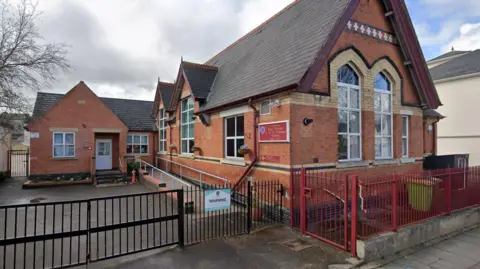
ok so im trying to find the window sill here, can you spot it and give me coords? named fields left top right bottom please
left=179, top=154, right=195, bottom=160
left=157, top=151, right=168, bottom=156
left=50, top=157, right=78, bottom=161
left=126, top=154, right=150, bottom=157
left=401, top=158, right=415, bottom=164
left=221, top=158, right=247, bottom=167
left=336, top=160, right=369, bottom=169
left=373, top=159, right=399, bottom=166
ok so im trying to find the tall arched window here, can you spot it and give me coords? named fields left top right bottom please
left=338, top=65, right=361, bottom=161
left=374, top=72, right=393, bottom=159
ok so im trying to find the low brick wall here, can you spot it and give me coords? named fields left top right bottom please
left=357, top=206, right=480, bottom=261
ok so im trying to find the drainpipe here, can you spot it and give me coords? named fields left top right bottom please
left=432, top=117, right=441, bottom=156
left=233, top=98, right=258, bottom=190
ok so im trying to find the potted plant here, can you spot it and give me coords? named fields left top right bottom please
left=251, top=198, right=264, bottom=222
left=191, top=145, right=201, bottom=152
left=169, top=144, right=176, bottom=150
left=238, top=144, right=250, bottom=155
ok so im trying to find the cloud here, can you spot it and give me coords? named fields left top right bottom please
left=31, top=0, right=293, bottom=102
left=444, top=23, right=480, bottom=52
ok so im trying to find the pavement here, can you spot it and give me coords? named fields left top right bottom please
left=93, top=226, right=351, bottom=269
left=358, top=226, right=480, bottom=269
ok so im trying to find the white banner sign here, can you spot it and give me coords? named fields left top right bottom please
left=204, top=189, right=231, bottom=212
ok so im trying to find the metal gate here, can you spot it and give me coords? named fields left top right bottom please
left=0, top=190, right=184, bottom=269
left=8, top=150, right=29, bottom=178
left=291, top=168, right=358, bottom=254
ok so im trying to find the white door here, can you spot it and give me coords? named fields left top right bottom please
left=96, top=139, right=112, bottom=170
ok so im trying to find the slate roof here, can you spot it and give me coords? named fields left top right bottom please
left=428, top=50, right=470, bottom=63
left=198, top=0, right=351, bottom=111
left=424, top=109, right=445, bottom=119
left=429, top=50, right=480, bottom=81
left=32, top=92, right=155, bottom=131
left=157, top=82, right=174, bottom=108
left=182, top=62, right=218, bottom=100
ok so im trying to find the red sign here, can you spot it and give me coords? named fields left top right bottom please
left=260, top=155, right=281, bottom=163
left=259, top=121, right=289, bottom=142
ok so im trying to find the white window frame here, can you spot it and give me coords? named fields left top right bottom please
left=181, top=98, right=195, bottom=155
left=127, top=134, right=149, bottom=155
left=52, top=132, right=75, bottom=158
left=260, top=100, right=271, bottom=115
left=374, top=73, right=393, bottom=160
left=225, top=115, right=245, bottom=159
left=402, top=115, right=409, bottom=158
left=158, top=109, right=167, bottom=152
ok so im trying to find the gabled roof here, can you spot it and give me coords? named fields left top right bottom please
left=428, top=50, right=470, bottom=63
left=32, top=92, right=155, bottom=131
left=182, top=62, right=218, bottom=100
left=152, top=81, right=174, bottom=117
left=429, top=50, right=480, bottom=82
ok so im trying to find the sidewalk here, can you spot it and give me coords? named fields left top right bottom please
left=363, top=226, right=480, bottom=269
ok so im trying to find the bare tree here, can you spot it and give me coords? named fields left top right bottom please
left=0, top=0, right=69, bottom=129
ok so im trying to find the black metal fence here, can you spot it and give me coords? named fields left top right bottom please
left=0, top=181, right=284, bottom=268
left=0, top=190, right=183, bottom=269
left=8, top=150, right=29, bottom=178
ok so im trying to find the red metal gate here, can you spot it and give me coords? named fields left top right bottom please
left=291, top=168, right=358, bottom=255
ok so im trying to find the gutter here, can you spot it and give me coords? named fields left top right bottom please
left=433, top=72, right=480, bottom=84
left=233, top=98, right=259, bottom=190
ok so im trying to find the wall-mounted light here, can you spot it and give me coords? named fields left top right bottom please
left=303, top=118, right=314, bottom=126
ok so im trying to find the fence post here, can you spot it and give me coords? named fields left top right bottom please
left=178, top=189, right=185, bottom=249
left=392, top=175, right=398, bottom=232
left=343, top=175, right=348, bottom=250
left=86, top=202, right=91, bottom=264
left=26, top=150, right=30, bottom=177
left=300, top=168, right=306, bottom=233
left=247, top=181, right=252, bottom=233
left=280, top=184, right=284, bottom=224
left=446, top=168, right=452, bottom=215
left=351, top=175, right=358, bottom=257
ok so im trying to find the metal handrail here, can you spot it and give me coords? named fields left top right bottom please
left=119, top=157, right=123, bottom=172
left=156, top=157, right=228, bottom=188
left=137, top=158, right=191, bottom=189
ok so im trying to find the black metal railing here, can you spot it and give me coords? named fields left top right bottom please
left=0, top=190, right=183, bottom=269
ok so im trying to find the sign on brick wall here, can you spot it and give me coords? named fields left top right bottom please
left=259, top=120, right=289, bottom=142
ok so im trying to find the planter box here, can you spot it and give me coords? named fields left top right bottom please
left=23, top=179, right=92, bottom=189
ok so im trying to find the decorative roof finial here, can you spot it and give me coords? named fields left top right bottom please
left=181, top=56, right=183, bottom=62
left=158, top=77, right=160, bottom=83
left=452, top=46, right=455, bottom=51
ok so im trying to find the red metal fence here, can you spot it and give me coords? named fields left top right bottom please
left=291, top=166, right=480, bottom=253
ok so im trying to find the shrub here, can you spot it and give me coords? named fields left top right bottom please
left=127, top=162, right=139, bottom=176
left=0, top=171, right=9, bottom=182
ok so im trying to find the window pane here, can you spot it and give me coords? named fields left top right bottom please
left=54, top=133, right=63, bottom=144
left=382, top=115, right=392, bottom=135
left=141, top=145, right=148, bottom=154
left=402, top=117, right=408, bottom=136
left=226, top=139, right=235, bottom=157
left=338, top=135, right=348, bottom=160
left=188, top=139, right=194, bottom=154
left=141, top=136, right=148, bottom=144
left=350, top=135, right=360, bottom=159
left=127, top=135, right=132, bottom=144
left=65, top=133, right=74, bottom=144
left=338, top=87, right=348, bottom=108
left=338, top=110, right=348, bottom=133
left=375, top=114, right=381, bottom=136
left=54, top=145, right=64, bottom=157
left=337, top=65, right=359, bottom=85
left=133, top=135, right=140, bottom=144
left=237, top=139, right=245, bottom=158
left=382, top=137, right=392, bottom=157
left=382, top=94, right=391, bottom=112
left=374, top=93, right=381, bottom=112
left=226, top=118, right=235, bottom=137
left=98, top=143, right=105, bottom=155
left=188, top=123, right=194, bottom=138
left=188, top=110, right=194, bottom=121
left=127, top=145, right=133, bottom=154
left=260, top=101, right=270, bottom=114
left=374, top=73, right=391, bottom=91
left=162, top=142, right=167, bottom=152
left=236, top=116, right=244, bottom=136
left=66, top=145, right=75, bottom=157
left=375, top=138, right=381, bottom=157
left=181, top=124, right=188, bottom=138
left=133, top=145, right=140, bottom=154
left=160, top=130, right=164, bottom=140
left=181, top=112, right=188, bottom=124
left=188, top=98, right=194, bottom=109
left=350, top=89, right=359, bottom=109
left=349, top=111, right=360, bottom=133
left=402, top=138, right=407, bottom=156
left=181, top=99, right=188, bottom=112
left=181, top=140, right=187, bottom=153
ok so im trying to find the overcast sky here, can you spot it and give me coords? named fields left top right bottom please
left=29, top=0, right=479, bottom=103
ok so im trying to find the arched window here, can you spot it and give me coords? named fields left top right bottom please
left=338, top=65, right=361, bottom=161
left=374, top=72, right=393, bottom=159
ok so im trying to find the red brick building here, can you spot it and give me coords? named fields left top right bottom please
left=153, top=0, right=443, bottom=191
left=28, top=82, right=157, bottom=180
